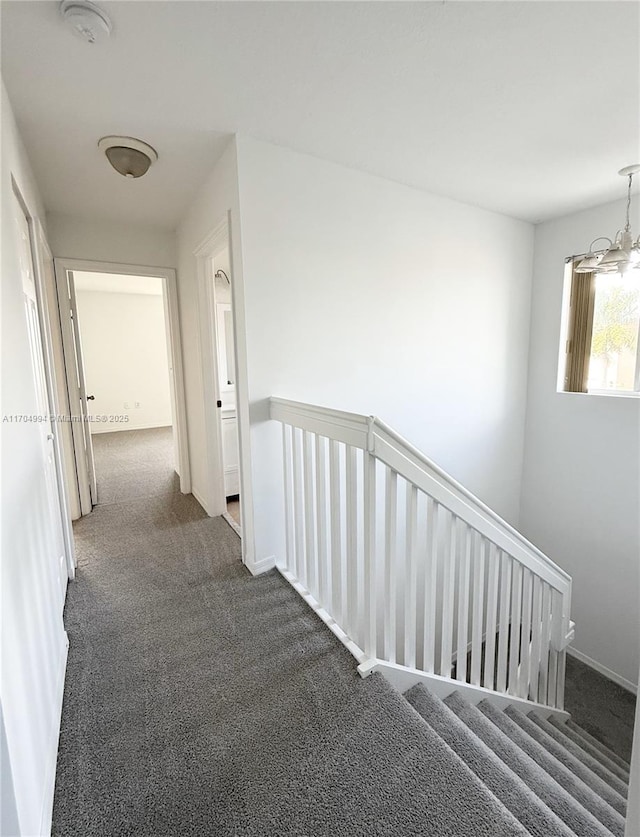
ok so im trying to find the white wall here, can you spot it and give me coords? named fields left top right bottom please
left=235, top=137, right=535, bottom=568
left=74, top=288, right=173, bottom=433
left=521, top=198, right=640, bottom=689
left=1, top=81, right=68, bottom=837
left=46, top=211, right=177, bottom=268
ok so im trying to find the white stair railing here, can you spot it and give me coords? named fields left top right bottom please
left=270, top=397, right=574, bottom=712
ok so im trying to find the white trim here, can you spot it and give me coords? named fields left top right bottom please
left=37, top=632, right=69, bottom=837
left=30, top=220, right=77, bottom=577
left=222, top=511, right=242, bottom=538
left=567, top=647, right=638, bottom=695
left=53, top=258, right=191, bottom=510
left=277, top=565, right=365, bottom=657
left=367, top=659, right=571, bottom=721
left=193, top=214, right=257, bottom=573
left=194, top=221, right=227, bottom=517
left=247, top=555, right=276, bottom=576
left=559, top=390, right=640, bottom=400
left=585, top=389, right=640, bottom=398
left=54, top=260, right=93, bottom=516
left=191, top=485, right=209, bottom=514
left=89, top=422, right=172, bottom=435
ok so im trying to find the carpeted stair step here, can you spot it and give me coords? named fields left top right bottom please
left=565, top=721, right=631, bottom=771
left=352, top=678, right=534, bottom=837
left=547, top=717, right=632, bottom=780
left=505, top=708, right=627, bottom=811
left=405, top=684, right=574, bottom=837
left=478, top=700, right=625, bottom=837
left=525, top=712, right=628, bottom=799
left=444, top=691, right=615, bottom=837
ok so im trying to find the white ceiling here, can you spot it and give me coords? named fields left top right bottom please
left=1, top=1, right=638, bottom=227
left=73, top=271, right=163, bottom=295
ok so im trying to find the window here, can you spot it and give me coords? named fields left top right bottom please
left=561, top=257, right=640, bottom=395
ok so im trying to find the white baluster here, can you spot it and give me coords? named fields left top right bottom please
left=282, top=424, right=294, bottom=573
left=363, top=450, right=377, bottom=658
left=528, top=575, right=542, bottom=701
left=315, top=434, right=328, bottom=609
left=346, top=445, right=358, bottom=642
left=456, top=523, right=471, bottom=683
left=548, top=589, right=563, bottom=707
left=303, top=430, right=317, bottom=598
left=556, top=649, right=567, bottom=710
left=496, top=552, right=512, bottom=694
left=483, top=542, right=499, bottom=690
left=538, top=583, right=552, bottom=703
left=440, top=511, right=456, bottom=677
left=329, top=440, right=342, bottom=625
left=423, top=497, right=439, bottom=674
left=470, top=532, right=485, bottom=687
left=508, top=561, right=523, bottom=695
left=518, top=568, right=533, bottom=699
left=292, top=427, right=304, bottom=585
left=384, top=467, right=398, bottom=663
left=404, top=484, right=418, bottom=668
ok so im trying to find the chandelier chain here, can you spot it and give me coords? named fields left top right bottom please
left=625, top=174, right=633, bottom=232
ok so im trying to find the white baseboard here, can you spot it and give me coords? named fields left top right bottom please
left=567, top=646, right=637, bottom=695
left=222, top=512, right=242, bottom=538
left=38, top=631, right=69, bottom=837
left=191, top=486, right=210, bottom=515
left=90, top=422, right=172, bottom=435
left=246, top=555, right=276, bottom=576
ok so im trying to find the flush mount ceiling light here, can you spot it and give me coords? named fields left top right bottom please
left=60, top=0, right=111, bottom=44
left=575, top=164, right=640, bottom=275
left=97, top=136, right=158, bottom=179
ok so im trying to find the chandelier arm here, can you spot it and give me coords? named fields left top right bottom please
left=588, top=237, right=613, bottom=253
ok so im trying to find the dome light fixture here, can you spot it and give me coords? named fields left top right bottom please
left=60, top=0, right=111, bottom=44
left=97, top=136, right=158, bottom=179
left=575, top=164, right=640, bottom=275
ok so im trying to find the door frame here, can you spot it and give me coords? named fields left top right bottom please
left=53, top=258, right=191, bottom=513
left=194, top=213, right=256, bottom=568
left=31, top=222, right=77, bottom=577
left=11, top=180, right=76, bottom=580
left=194, top=220, right=227, bottom=518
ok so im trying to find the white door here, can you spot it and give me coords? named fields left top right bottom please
left=13, top=195, right=68, bottom=608
left=67, top=271, right=97, bottom=505
left=216, top=301, right=240, bottom=496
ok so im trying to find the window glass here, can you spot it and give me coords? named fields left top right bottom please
left=587, top=271, right=640, bottom=392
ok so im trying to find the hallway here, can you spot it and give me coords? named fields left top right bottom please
left=52, top=482, right=531, bottom=836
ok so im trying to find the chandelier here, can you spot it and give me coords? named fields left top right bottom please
left=575, top=164, right=640, bottom=274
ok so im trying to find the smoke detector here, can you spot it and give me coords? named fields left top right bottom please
left=60, top=1, right=111, bottom=44
left=97, top=136, right=158, bottom=179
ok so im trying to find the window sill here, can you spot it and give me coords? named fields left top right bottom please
left=558, top=389, right=640, bottom=399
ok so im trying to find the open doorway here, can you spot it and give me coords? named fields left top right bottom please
left=72, top=271, right=176, bottom=505
left=211, top=246, right=241, bottom=534
left=194, top=215, right=247, bottom=540
left=54, top=259, right=190, bottom=515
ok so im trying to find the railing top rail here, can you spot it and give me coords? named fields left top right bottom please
left=372, top=417, right=571, bottom=586
left=270, top=396, right=369, bottom=431
left=270, top=397, right=571, bottom=592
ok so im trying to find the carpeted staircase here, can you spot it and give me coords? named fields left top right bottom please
left=404, top=683, right=629, bottom=837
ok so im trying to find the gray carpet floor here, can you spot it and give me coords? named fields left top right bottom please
left=563, top=655, right=636, bottom=763
left=53, top=490, right=529, bottom=836
left=91, top=427, right=178, bottom=505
